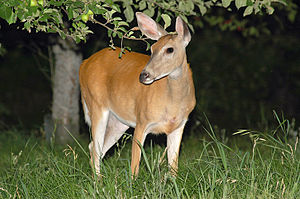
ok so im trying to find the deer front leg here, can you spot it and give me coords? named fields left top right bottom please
left=167, top=122, right=186, bottom=176
left=131, top=125, right=147, bottom=178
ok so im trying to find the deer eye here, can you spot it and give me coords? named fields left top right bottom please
left=166, top=47, right=174, bottom=54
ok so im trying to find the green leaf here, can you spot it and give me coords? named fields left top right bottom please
left=139, top=1, right=147, bottom=10
left=197, top=4, right=207, bottom=16
left=47, top=27, right=56, bottom=33
left=235, top=0, right=247, bottom=9
left=118, top=51, right=123, bottom=58
left=113, top=17, right=122, bottom=21
left=178, top=1, right=185, bottom=12
left=161, top=14, right=171, bottom=29
left=118, top=21, right=129, bottom=27
left=118, top=27, right=127, bottom=33
left=67, top=7, right=73, bottom=20
left=127, top=31, right=134, bottom=37
left=6, top=0, right=19, bottom=7
left=249, top=26, right=258, bottom=36
left=287, top=10, right=297, bottom=22
left=39, top=13, right=49, bottom=22
left=75, top=36, right=81, bottom=44
left=186, top=0, right=195, bottom=11
left=243, top=6, right=253, bottom=17
left=112, top=4, right=121, bottom=12
left=49, top=0, right=63, bottom=6
left=107, top=29, right=112, bottom=37
left=146, top=42, right=151, bottom=51
left=105, top=0, right=114, bottom=5
left=105, top=9, right=117, bottom=19
left=117, top=31, right=123, bottom=38
left=254, top=6, right=260, bottom=14
left=266, top=6, right=274, bottom=15
left=58, top=31, right=67, bottom=40
left=125, top=46, right=131, bottom=51
left=155, top=7, right=162, bottom=21
left=246, top=0, right=254, bottom=6
left=124, top=5, right=134, bottom=22
left=222, top=0, right=233, bottom=8
left=7, top=12, right=16, bottom=24
left=24, top=21, right=31, bottom=31
left=92, top=7, right=107, bottom=15
left=0, top=5, right=13, bottom=22
left=143, top=3, right=155, bottom=17
left=179, top=14, right=189, bottom=24
left=144, top=9, right=155, bottom=17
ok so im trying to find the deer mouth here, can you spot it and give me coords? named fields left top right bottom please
left=139, top=70, right=170, bottom=85
left=139, top=70, right=154, bottom=85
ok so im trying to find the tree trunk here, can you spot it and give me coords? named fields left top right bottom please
left=51, top=37, right=82, bottom=144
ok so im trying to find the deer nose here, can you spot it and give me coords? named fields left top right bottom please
left=139, top=70, right=150, bottom=83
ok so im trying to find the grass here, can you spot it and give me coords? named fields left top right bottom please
left=0, top=119, right=299, bottom=198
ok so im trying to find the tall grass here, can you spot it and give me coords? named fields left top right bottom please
left=0, top=117, right=299, bottom=198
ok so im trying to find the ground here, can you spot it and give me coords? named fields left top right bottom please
left=0, top=119, right=299, bottom=198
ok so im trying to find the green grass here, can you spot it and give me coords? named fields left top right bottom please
left=0, top=121, right=299, bottom=198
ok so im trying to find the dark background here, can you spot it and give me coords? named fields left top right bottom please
left=0, top=8, right=300, bottom=136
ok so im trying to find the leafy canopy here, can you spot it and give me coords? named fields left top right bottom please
left=0, top=0, right=294, bottom=47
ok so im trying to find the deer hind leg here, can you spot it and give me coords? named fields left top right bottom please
left=82, top=98, right=91, bottom=127
left=90, top=109, right=109, bottom=175
left=81, top=98, right=94, bottom=167
left=101, top=113, right=129, bottom=158
left=167, top=121, right=186, bottom=176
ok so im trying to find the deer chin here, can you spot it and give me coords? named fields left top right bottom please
left=154, top=73, right=169, bottom=81
left=141, top=78, right=154, bottom=85
left=140, top=73, right=169, bottom=85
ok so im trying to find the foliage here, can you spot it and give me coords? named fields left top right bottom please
left=0, top=116, right=299, bottom=198
left=0, top=0, right=294, bottom=46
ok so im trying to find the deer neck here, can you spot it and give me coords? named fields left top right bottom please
left=166, top=56, right=191, bottom=101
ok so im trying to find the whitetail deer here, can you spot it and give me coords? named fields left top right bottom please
left=79, top=12, right=195, bottom=177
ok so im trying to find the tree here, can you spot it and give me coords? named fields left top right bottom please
left=0, top=0, right=295, bottom=45
left=0, top=0, right=296, bottom=144
left=51, top=37, right=82, bottom=144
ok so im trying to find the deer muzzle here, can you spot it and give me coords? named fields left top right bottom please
left=139, top=70, right=154, bottom=85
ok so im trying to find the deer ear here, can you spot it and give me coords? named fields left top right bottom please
left=175, top=16, right=191, bottom=47
left=136, top=12, right=168, bottom=40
